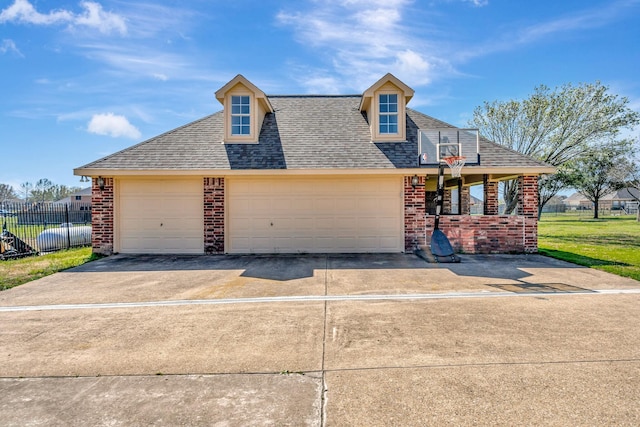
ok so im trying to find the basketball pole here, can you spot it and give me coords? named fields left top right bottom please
left=434, top=163, right=445, bottom=230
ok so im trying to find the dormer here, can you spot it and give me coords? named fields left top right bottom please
left=215, top=74, right=274, bottom=143
left=359, top=73, right=414, bottom=142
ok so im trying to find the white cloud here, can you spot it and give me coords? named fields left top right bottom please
left=0, top=0, right=126, bottom=35
left=459, top=0, right=639, bottom=61
left=87, top=113, right=141, bottom=139
left=0, top=39, right=22, bottom=56
left=278, top=0, right=638, bottom=93
left=0, top=0, right=72, bottom=25
left=463, top=0, right=489, bottom=6
left=277, top=1, right=446, bottom=92
left=75, top=2, right=127, bottom=35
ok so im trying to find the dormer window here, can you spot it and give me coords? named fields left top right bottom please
left=379, top=94, right=398, bottom=134
left=231, top=95, right=251, bottom=135
left=215, top=74, right=274, bottom=144
left=359, top=73, right=414, bottom=143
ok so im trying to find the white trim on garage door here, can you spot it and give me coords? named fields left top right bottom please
left=117, top=178, right=204, bottom=254
left=227, top=176, right=403, bottom=253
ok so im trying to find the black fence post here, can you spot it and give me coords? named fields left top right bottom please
left=65, top=204, right=71, bottom=249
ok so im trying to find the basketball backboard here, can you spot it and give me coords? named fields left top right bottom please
left=418, top=128, right=480, bottom=166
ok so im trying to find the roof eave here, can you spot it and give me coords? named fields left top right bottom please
left=74, top=166, right=556, bottom=177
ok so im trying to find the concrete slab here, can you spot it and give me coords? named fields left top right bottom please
left=0, top=254, right=328, bottom=306
left=324, top=295, right=640, bottom=370
left=0, top=374, right=322, bottom=427
left=446, top=254, right=640, bottom=291
left=3, top=253, right=637, bottom=309
left=325, top=362, right=640, bottom=426
left=323, top=294, right=640, bottom=425
left=0, top=302, right=325, bottom=377
left=327, top=253, right=640, bottom=296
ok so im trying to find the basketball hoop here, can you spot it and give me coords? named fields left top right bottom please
left=443, top=156, right=466, bottom=178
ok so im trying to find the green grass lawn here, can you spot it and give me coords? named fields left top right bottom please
left=538, top=214, right=640, bottom=282
left=0, top=247, right=99, bottom=291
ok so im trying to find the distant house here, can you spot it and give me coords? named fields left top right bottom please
left=55, top=187, right=92, bottom=206
left=468, top=195, right=484, bottom=215
left=565, top=189, right=639, bottom=213
left=75, top=73, right=554, bottom=256
left=564, top=192, right=586, bottom=210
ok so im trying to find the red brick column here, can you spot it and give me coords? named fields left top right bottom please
left=517, top=176, right=538, bottom=217
left=92, top=177, right=114, bottom=255
left=204, top=177, right=225, bottom=254
left=517, top=175, right=539, bottom=253
left=404, top=176, right=426, bottom=251
left=443, top=189, right=452, bottom=214
left=460, top=186, right=470, bottom=215
left=483, top=176, right=499, bottom=215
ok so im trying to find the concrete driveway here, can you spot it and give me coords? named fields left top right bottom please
left=1, top=253, right=639, bottom=426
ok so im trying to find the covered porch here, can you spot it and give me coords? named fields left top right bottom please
left=404, top=174, right=539, bottom=254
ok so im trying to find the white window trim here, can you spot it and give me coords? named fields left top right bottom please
left=230, top=95, right=251, bottom=136
left=224, top=91, right=258, bottom=143
left=372, top=90, right=406, bottom=142
left=378, top=93, right=399, bottom=135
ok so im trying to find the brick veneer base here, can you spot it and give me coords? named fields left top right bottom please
left=422, top=215, right=538, bottom=254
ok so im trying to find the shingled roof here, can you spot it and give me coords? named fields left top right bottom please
left=77, top=95, right=552, bottom=173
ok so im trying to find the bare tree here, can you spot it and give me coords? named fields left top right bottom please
left=0, top=183, right=17, bottom=203
left=19, top=182, right=33, bottom=202
left=50, top=185, right=82, bottom=201
left=470, top=82, right=640, bottom=215
left=31, top=178, right=54, bottom=203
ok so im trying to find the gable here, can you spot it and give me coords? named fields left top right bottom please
left=214, top=75, right=273, bottom=143
left=359, top=73, right=415, bottom=143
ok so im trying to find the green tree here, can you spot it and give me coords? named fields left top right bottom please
left=538, top=165, right=573, bottom=217
left=470, top=82, right=640, bottom=216
left=567, top=140, right=633, bottom=219
left=618, top=144, right=640, bottom=221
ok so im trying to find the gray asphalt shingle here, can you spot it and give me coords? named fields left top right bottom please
left=78, top=96, right=550, bottom=171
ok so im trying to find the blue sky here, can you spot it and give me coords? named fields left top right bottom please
left=1, top=0, right=639, bottom=192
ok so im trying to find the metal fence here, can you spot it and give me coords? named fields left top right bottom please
left=542, top=203, right=639, bottom=217
left=1, top=202, right=92, bottom=259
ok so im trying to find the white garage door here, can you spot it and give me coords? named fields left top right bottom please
left=118, top=179, right=203, bottom=254
left=227, top=176, right=403, bottom=253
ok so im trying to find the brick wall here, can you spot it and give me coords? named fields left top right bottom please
left=204, top=177, right=225, bottom=254
left=424, top=216, right=538, bottom=254
left=91, top=177, right=114, bottom=255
